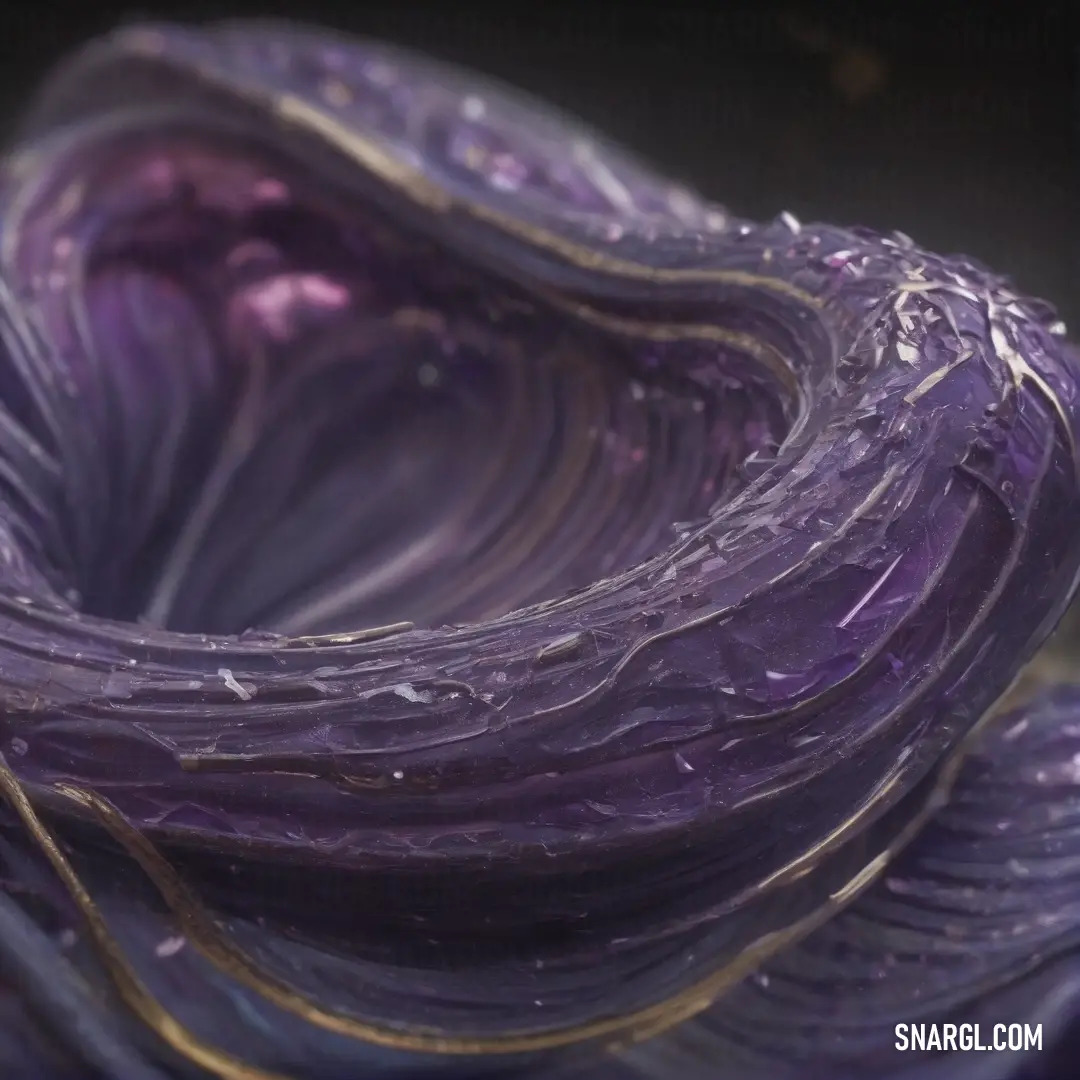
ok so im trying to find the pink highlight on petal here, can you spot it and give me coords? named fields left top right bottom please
left=233, top=273, right=351, bottom=340
left=252, top=177, right=291, bottom=203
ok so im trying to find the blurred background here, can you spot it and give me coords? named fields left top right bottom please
left=0, top=1, right=1076, bottom=1076
left=2, top=0, right=1076, bottom=324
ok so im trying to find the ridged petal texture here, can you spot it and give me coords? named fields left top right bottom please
left=0, top=20, right=1079, bottom=1080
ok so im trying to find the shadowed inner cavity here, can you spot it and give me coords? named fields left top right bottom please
left=22, top=129, right=789, bottom=636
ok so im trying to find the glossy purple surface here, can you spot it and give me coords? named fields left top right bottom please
left=0, top=19, right=1078, bottom=1080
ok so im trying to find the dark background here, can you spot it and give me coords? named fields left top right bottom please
left=2, top=0, right=1076, bottom=324
left=0, top=1, right=1077, bottom=1077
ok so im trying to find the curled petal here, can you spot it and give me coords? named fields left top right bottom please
left=618, top=678, right=1080, bottom=1079
left=0, top=20, right=1077, bottom=1079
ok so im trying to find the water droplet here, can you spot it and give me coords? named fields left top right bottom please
left=779, top=211, right=801, bottom=234
left=461, top=95, right=486, bottom=121
left=155, top=935, right=186, bottom=958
